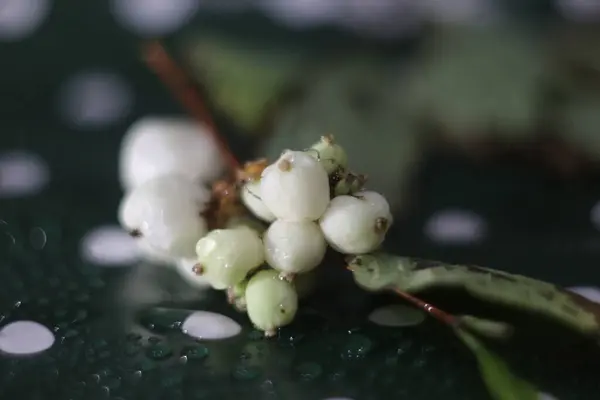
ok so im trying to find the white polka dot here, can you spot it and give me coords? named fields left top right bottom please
left=557, top=0, right=600, bottom=22
left=417, top=0, right=500, bottom=24
left=0, top=0, right=50, bottom=41
left=424, top=209, right=487, bottom=244
left=80, top=225, right=140, bottom=266
left=0, top=151, right=49, bottom=198
left=567, top=286, right=600, bottom=304
left=58, top=71, right=132, bottom=129
left=0, top=321, right=54, bottom=355
left=337, top=0, right=421, bottom=38
left=589, top=201, right=600, bottom=231
left=111, top=0, right=200, bottom=36
left=368, top=304, right=426, bottom=327
left=181, top=311, right=241, bottom=340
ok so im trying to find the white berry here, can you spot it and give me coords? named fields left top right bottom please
left=194, top=227, right=264, bottom=290
left=319, top=191, right=392, bottom=254
left=309, top=135, right=348, bottom=174
left=264, top=220, right=326, bottom=278
left=260, top=150, right=330, bottom=221
left=241, top=180, right=276, bottom=223
left=245, top=270, right=298, bottom=337
left=118, top=174, right=211, bottom=259
left=119, top=116, right=225, bottom=190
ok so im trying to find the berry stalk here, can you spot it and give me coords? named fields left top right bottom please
left=142, top=41, right=241, bottom=173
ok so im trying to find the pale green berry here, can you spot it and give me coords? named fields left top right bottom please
left=333, top=171, right=367, bottom=196
left=245, top=270, right=298, bottom=337
left=194, top=227, right=264, bottom=290
left=227, top=280, right=249, bottom=311
left=260, top=150, right=330, bottom=221
left=308, top=135, right=348, bottom=174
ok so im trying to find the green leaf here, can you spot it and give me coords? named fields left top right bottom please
left=455, top=328, right=538, bottom=400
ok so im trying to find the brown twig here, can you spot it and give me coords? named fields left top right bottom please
left=141, top=40, right=241, bottom=173
left=393, top=288, right=457, bottom=326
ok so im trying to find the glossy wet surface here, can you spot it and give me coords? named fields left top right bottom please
left=2, top=152, right=600, bottom=399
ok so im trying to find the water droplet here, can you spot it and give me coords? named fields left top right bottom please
left=232, top=363, right=262, bottom=380
left=181, top=311, right=241, bottom=340
left=340, top=334, right=372, bottom=360
left=29, top=227, right=47, bottom=250
left=145, top=343, right=173, bottom=360
left=0, top=320, right=55, bottom=355
left=295, top=362, right=322, bottom=381
left=181, top=345, right=209, bottom=361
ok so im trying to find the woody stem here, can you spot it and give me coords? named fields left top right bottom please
left=141, top=40, right=241, bottom=174
left=393, top=288, right=457, bottom=326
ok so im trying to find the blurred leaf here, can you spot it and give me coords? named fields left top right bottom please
left=261, top=54, right=422, bottom=211
left=455, top=328, right=538, bottom=400
left=560, top=94, right=600, bottom=159
left=183, top=32, right=312, bottom=134
left=402, top=25, right=549, bottom=140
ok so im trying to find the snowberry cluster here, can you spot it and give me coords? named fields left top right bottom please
left=117, top=119, right=392, bottom=337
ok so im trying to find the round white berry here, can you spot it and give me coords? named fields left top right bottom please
left=245, top=270, right=298, bottom=336
left=119, top=116, right=225, bottom=190
left=241, top=180, right=276, bottom=223
left=319, top=191, right=392, bottom=254
left=175, top=257, right=211, bottom=289
left=308, top=135, right=348, bottom=174
left=264, top=220, right=326, bottom=276
left=118, top=174, right=211, bottom=259
left=194, top=227, right=264, bottom=290
left=260, top=150, right=330, bottom=221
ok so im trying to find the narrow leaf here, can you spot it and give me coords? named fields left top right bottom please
left=455, top=328, right=538, bottom=400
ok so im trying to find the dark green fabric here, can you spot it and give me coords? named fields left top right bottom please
left=1, top=2, right=599, bottom=400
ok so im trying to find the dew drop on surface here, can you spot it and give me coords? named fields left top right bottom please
left=424, top=209, right=487, bottom=244
left=181, top=345, right=209, bottom=361
left=181, top=311, right=242, bottom=340
left=145, top=343, right=173, bottom=360
left=295, top=362, right=323, bottom=381
left=29, top=227, right=47, bottom=250
left=368, top=304, right=426, bottom=327
left=0, top=320, right=55, bottom=355
left=232, top=363, right=262, bottom=380
left=0, top=0, right=50, bottom=41
left=110, top=0, right=200, bottom=36
left=567, top=287, right=600, bottom=304
left=340, top=334, right=373, bottom=360
left=80, top=225, right=140, bottom=266
left=0, top=151, right=50, bottom=198
left=57, top=71, right=132, bottom=128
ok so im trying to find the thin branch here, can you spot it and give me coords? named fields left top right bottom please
left=393, top=288, right=457, bottom=326
left=141, top=41, right=241, bottom=173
